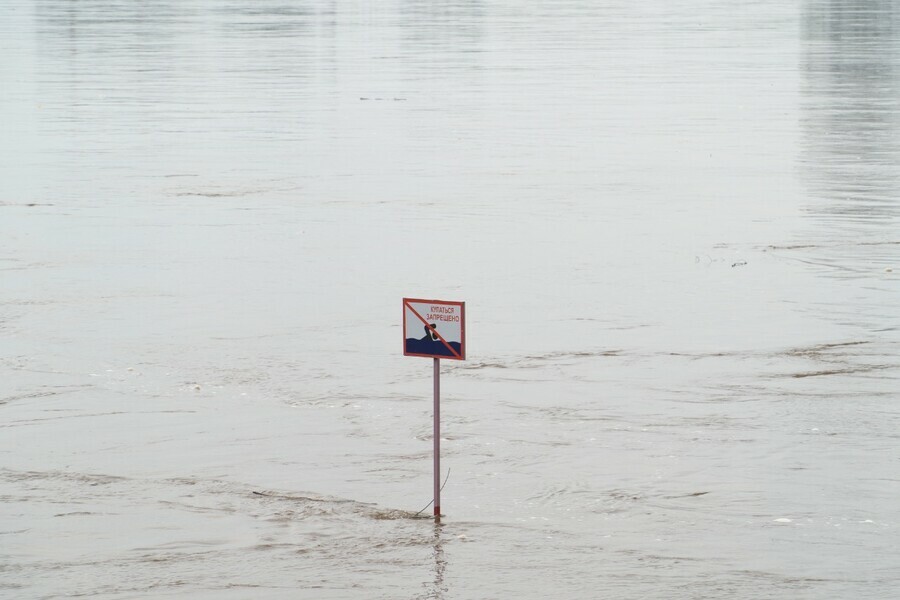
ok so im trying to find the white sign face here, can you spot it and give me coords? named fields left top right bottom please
left=403, top=298, right=466, bottom=360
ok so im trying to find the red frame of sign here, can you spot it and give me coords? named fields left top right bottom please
left=403, top=298, right=466, bottom=360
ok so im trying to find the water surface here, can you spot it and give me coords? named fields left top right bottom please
left=2, top=1, right=898, bottom=598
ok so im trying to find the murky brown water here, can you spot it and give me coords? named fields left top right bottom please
left=2, top=1, right=898, bottom=598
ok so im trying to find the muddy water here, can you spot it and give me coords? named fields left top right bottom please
left=1, top=1, right=898, bottom=598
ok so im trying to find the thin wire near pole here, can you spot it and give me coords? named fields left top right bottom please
left=415, top=469, right=450, bottom=517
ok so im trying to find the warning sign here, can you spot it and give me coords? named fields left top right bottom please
left=403, top=298, right=466, bottom=360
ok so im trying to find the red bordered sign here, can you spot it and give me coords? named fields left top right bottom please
left=403, top=298, right=466, bottom=360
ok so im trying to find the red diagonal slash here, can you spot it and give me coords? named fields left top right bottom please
left=405, top=301, right=462, bottom=359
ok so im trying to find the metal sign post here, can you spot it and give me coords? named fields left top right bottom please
left=433, top=357, right=441, bottom=517
left=403, top=298, right=465, bottom=520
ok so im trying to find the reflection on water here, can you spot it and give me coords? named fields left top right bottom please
left=420, top=523, right=447, bottom=600
left=800, top=0, right=900, bottom=227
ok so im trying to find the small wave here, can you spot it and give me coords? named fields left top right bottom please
left=780, top=365, right=892, bottom=378
left=457, top=349, right=622, bottom=371
left=782, top=340, right=869, bottom=358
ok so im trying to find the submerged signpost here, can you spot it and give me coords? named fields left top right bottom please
left=403, top=298, right=466, bottom=520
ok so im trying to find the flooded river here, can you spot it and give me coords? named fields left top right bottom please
left=2, top=1, right=898, bottom=598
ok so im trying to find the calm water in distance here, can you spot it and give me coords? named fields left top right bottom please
left=1, top=1, right=898, bottom=598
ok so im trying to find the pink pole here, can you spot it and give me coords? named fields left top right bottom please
left=433, top=357, right=441, bottom=519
